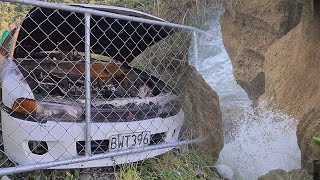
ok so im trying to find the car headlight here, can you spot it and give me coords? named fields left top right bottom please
left=12, top=98, right=82, bottom=121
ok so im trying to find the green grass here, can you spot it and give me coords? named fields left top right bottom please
left=114, top=148, right=220, bottom=180
left=115, top=163, right=142, bottom=180
left=6, top=148, right=220, bottom=180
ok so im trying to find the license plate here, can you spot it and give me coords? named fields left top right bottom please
left=109, top=131, right=151, bottom=151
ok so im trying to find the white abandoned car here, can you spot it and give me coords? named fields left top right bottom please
left=0, top=4, right=184, bottom=168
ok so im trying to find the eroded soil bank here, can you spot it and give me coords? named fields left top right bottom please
left=221, top=0, right=320, bottom=175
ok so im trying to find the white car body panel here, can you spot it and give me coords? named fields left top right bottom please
left=1, top=59, right=34, bottom=108
left=1, top=110, right=183, bottom=168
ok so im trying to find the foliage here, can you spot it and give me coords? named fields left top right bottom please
left=115, top=148, right=221, bottom=180
left=0, top=0, right=152, bottom=33
left=313, top=136, right=320, bottom=146
left=6, top=148, right=220, bottom=179
left=0, top=0, right=219, bottom=34
left=146, top=149, right=219, bottom=179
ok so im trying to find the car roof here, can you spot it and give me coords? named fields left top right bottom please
left=14, top=4, right=173, bottom=63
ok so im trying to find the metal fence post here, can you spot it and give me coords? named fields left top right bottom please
left=85, top=13, right=92, bottom=157
left=192, top=31, right=199, bottom=68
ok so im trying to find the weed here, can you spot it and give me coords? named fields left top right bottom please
left=114, top=148, right=221, bottom=180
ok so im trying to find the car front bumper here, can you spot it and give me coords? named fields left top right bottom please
left=1, top=109, right=184, bottom=168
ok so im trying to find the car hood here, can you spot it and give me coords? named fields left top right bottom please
left=14, top=4, right=173, bottom=63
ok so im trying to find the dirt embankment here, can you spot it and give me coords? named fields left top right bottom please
left=258, top=169, right=312, bottom=180
left=185, top=66, right=223, bottom=161
left=220, top=0, right=303, bottom=107
left=221, top=0, right=320, bottom=171
left=266, top=7, right=320, bottom=169
left=262, top=1, right=320, bottom=120
left=137, top=39, right=224, bottom=162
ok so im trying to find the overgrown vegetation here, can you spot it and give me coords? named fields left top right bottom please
left=8, top=148, right=220, bottom=179
left=0, top=0, right=219, bottom=33
left=115, top=148, right=220, bottom=180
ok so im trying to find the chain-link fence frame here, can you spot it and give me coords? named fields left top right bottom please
left=0, top=0, right=207, bottom=176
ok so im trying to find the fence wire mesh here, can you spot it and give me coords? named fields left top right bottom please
left=0, top=0, right=212, bottom=177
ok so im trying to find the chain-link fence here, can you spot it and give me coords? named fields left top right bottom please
left=0, top=0, right=211, bottom=176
